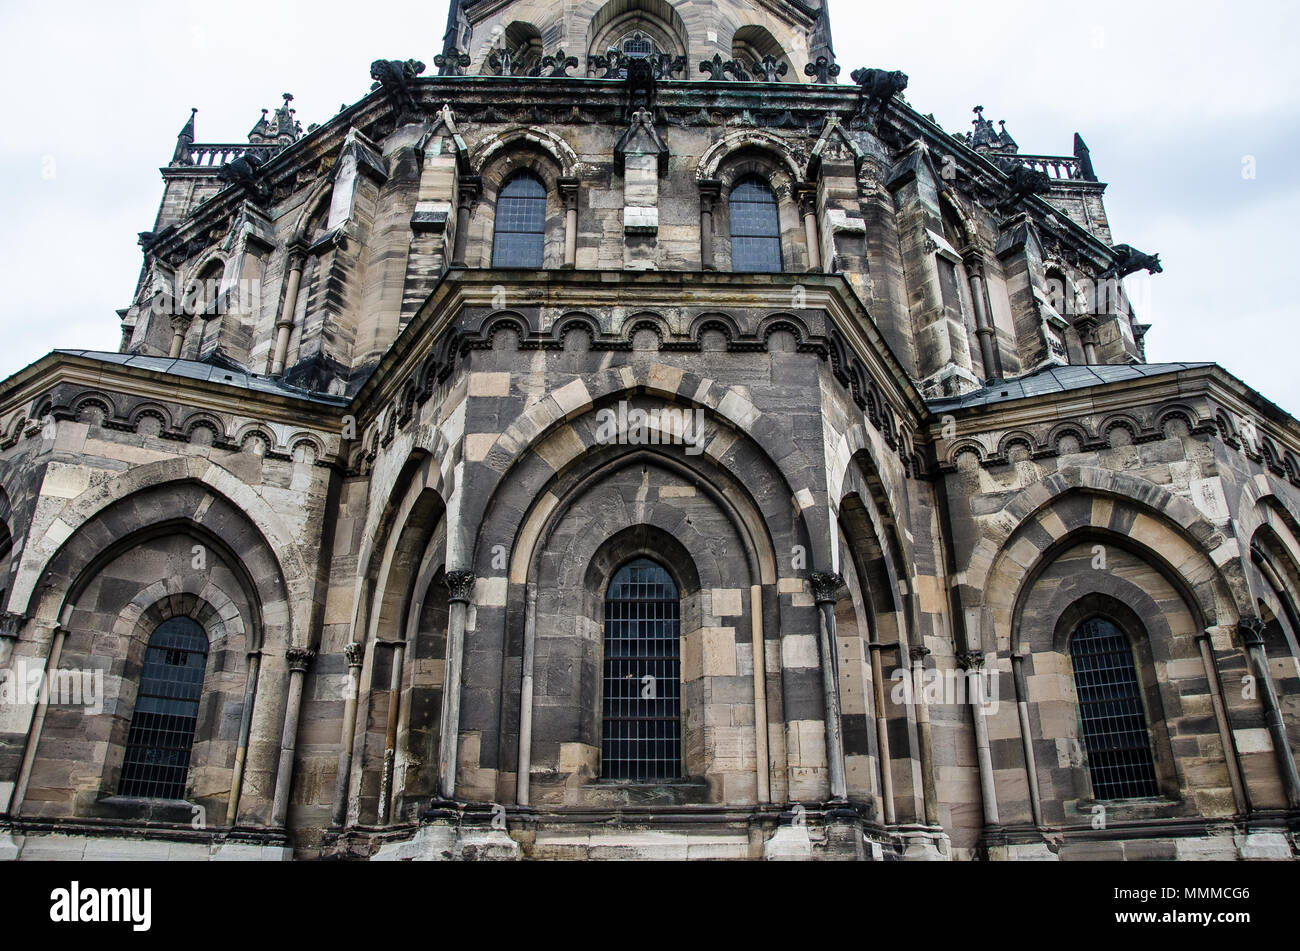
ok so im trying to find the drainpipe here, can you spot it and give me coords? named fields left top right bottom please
left=868, top=641, right=896, bottom=824
left=1010, top=652, right=1043, bottom=827
left=270, top=647, right=315, bottom=828
left=269, top=248, right=305, bottom=375
left=699, top=180, right=721, bottom=271
left=1196, top=630, right=1249, bottom=815
left=751, top=584, right=771, bottom=804
left=516, top=582, right=539, bottom=806
left=811, top=571, right=847, bottom=801
left=437, top=571, right=475, bottom=800
left=559, top=179, right=579, bottom=269
left=1238, top=618, right=1300, bottom=808
left=377, top=640, right=406, bottom=824
left=8, top=623, right=66, bottom=816
left=225, top=649, right=261, bottom=826
left=331, top=642, right=364, bottom=826
left=910, top=646, right=939, bottom=825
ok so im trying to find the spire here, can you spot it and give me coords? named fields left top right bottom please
left=996, top=119, right=1019, bottom=153
left=271, top=92, right=301, bottom=144
left=811, top=0, right=836, bottom=67
left=1074, top=133, right=1098, bottom=182
left=968, top=105, right=999, bottom=151
left=248, top=109, right=272, bottom=144
left=170, top=108, right=197, bottom=166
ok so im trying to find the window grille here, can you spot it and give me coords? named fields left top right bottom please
left=729, top=175, right=783, bottom=273
left=1069, top=617, right=1160, bottom=800
left=622, top=32, right=654, bottom=58
left=602, top=558, right=682, bottom=781
left=118, top=616, right=209, bottom=800
left=492, top=173, right=547, bottom=268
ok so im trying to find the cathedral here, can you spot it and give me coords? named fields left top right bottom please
left=0, top=0, right=1297, bottom=862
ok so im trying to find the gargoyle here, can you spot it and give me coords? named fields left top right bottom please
left=851, top=68, right=908, bottom=111
left=218, top=153, right=268, bottom=202
left=1108, top=244, right=1163, bottom=277
left=370, top=58, right=426, bottom=118
left=1003, top=164, right=1053, bottom=206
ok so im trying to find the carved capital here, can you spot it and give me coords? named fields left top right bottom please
left=456, top=175, right=481, bottom=210
left=956, top=650, right=986, bottom=671
left=285, top=647, right=316, bottom=673
left=557, top=178, right=580, bottom=212
left=1237, top=617, right=1267, bottom=649
left=0, top=612, right=23, bottom=639
left=698, top=179, right=723, bottom=212
left=909, top=646, right=932, bottom=663
left=795, top=182, right=819, bottom=217
left=446, top=570, right=476, bottom=604
left=344, top=641, right=364, bottom=668
left=809, top=571, right=845, bottom=604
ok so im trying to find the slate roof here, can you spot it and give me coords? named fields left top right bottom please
left=54, top=350, right=350, bottom=406
left=927, top=363, right=1214, bottom=411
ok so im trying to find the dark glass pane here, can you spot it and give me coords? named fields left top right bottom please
left=729, top=176, right=782, bottom=272
left=118, top=616, right=208, bottom=801
left=602, top=559, right=682, bottom=781
left=492, top=173, right=547, bottom=268
left=1070, top=617, right=1160, bottom=800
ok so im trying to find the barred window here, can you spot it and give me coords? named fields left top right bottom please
left=729, top=175, right=783, bottom=273
left=1069, top=617, right=1160, bottom=800
left=118, top=617, right=209, bottom=800
left=492, top=173, right=547, bottom=268
left=622, top=32, right=655, bottom=58
left=602, top=558, right=682, bottom=781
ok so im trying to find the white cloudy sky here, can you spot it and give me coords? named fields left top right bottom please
left=1, top=1, right=1296, bottom=410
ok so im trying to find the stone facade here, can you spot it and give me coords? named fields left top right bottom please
left=0, top=0, right=1297, bottom=861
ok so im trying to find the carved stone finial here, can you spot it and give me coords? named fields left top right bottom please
left=446, top=570, right=476, bottom=604
left=589, top=50, right=626, bottom=79
left=804, top=56, right=841, bottom=84
left=435, top=48, right=471, bottom=76
left=751, top=55, right=789, bottom=83
left=171, top=108, right=198, bottom=166
left=530, top=49, right=579, bottom=78
left=487, top=46, right=518, bottom=76
left=286, top=647, right=317, bottom=673
left=809, top=571, right=846, bottom=604
left=344, top=642, right=364, bottom=668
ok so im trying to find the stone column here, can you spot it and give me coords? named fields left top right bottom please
left=451, top=176, right=480, bottom=268
left=559, top=178, right=580, bottom=269
left=331, top=642, right=365, bottom=826
left=270, top=647, right=315, bottom=828
left=269, top=248, right=306, bottom=375
left=796, top=184, right=822, bottom=273
left=1077, top=320, right=1100, bottom=364
left=436, top=571, right=475, bottom=800
left=910, top=646, right=940, bottom=825
left=167, top=315, right=189, bottom=359
left=810, top=571, right=847, bottom=801
left=225, top=649, right=262, bottom=826
left=959, top=649, right=1001, bottom=828
left=699, top=180, right=722, bottom=271
left=964, top=253, right=1002, bottom=380
left=516, top=582, right=538, bottom=806
left=1239, top=619, right=1300, bottom=808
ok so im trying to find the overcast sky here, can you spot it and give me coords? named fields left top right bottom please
left=1, top=1, right=1296, bottom=411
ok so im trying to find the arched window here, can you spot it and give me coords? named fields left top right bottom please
left=118, top=616, right=209, bottom=800
left=492, top=173, right=547, bottom=268
left=602, top=558, right=681, bottom=781
left=1069, top=617, right=1160, bottom=800
left=729, top=175, right=783, bottom=273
